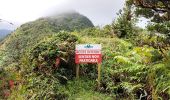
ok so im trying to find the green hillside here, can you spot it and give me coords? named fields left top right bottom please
left=0, top=11, right=170, bottom=100
left=0, top=12, right=94, bottom=66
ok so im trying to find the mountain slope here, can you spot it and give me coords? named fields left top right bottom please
left=0, top=12, right=94, bottom=66
left=0, top=12, right=94, bottom=99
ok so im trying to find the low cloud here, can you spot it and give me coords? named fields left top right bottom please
left=45, top=0, right=125, bottom=26
left=0, top=0, right=125, bottom=29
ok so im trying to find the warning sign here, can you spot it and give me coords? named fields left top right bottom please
left=75, top=44, right=102, bottom=64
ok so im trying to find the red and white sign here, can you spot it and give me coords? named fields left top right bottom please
left=75, top=44, right=102, bottom=64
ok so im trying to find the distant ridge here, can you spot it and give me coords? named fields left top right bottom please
left=0, top=29, right=12, bottom=40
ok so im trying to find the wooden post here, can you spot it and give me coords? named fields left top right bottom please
left=97, top=63, right=101, bottom=90
left=76, top=64, right=80, bottom=79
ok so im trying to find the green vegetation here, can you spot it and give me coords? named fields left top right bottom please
left=0, top=10, right=169, bottom=100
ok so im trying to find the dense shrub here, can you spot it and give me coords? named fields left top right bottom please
left=30, top=31, right=78, bottom=76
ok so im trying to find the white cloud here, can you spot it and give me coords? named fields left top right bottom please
left=0, top=0, right=68, bottom=23
left=0, top=0, right=125, bottom=29
left=46, top=0, right=125, bottom=26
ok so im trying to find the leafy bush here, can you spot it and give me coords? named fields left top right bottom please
left=30, top=31, right=78, bottom=76
left=128, top=46, right=162, bottom=64
left=79, top=26, right=113, bottom=37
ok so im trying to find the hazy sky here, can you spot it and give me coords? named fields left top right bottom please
left=0, top=0, right=125, bottom=30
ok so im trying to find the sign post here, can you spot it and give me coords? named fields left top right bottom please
left=97, top=63, right=101, bottom=89
left=76, top=64, right=80, bottom=79
left=75, top=44, right=102, bottom=89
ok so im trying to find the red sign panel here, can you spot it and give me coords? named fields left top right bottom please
left=75, top=44, right=102, bottom=64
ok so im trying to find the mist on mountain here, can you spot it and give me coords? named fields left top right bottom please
left=0, top=29, right=12, bottom=40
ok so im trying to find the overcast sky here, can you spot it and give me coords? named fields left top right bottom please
left=0, top=0, right=125, bottom=30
